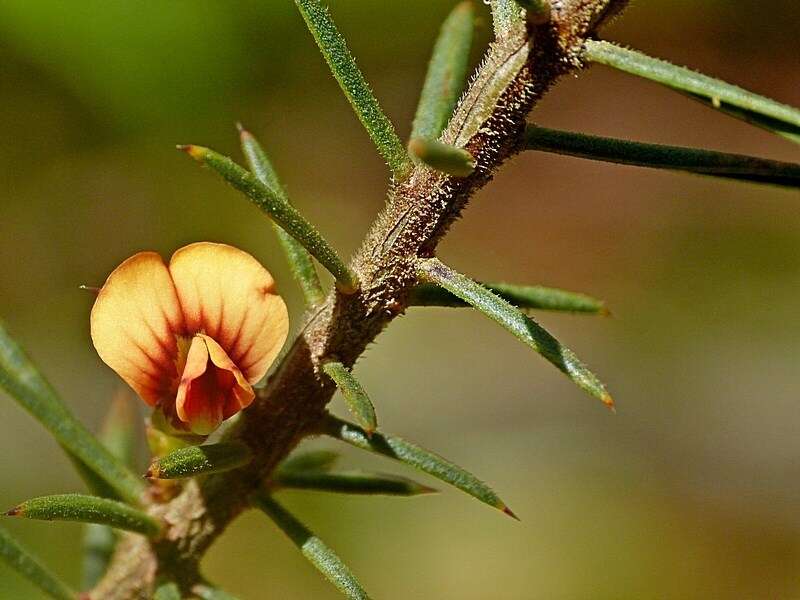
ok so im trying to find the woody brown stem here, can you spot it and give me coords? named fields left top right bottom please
left=91, top=3, right=626, bottom=597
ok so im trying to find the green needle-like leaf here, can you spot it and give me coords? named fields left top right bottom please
left=253, top=494, right=371, bottom=600
left=322, top=361, right=377, bottom=435
left=411, top=2, right=475, bottom=141
left=0, top=320, right=144, bottom=505
left=409, top=281, right=607, bottom=314
left=179, top=145, right=358, bottom=293
left=324, top=414, right=515, bottom=517
left=417, top=258, right=613, bottom=409
left=524, top=125, right=800, bottom=188
left=0, top=526, right=75, bottom=600
left=293, top=0, right=411, bottom=179
left=275, top=470, right=436, bottom=497
left=239, top=125, right=325, bottom=306
left=6, top=494, right=161, bottom=537
left=408, top=138, right=476, bottom=177
left=145, top=442, right=252, bottom=480
left=584, top=40, right=800, bottom=145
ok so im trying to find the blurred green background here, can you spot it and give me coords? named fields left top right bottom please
left=2, top=1, right=799, bottom=598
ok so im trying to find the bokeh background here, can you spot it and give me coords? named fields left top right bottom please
left=2, top=1, right=799, bottom=598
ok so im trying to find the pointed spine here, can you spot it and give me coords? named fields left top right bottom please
left=417, top=258, right=613, bottom=409
left=6, top=494, right=161, bottom=537
left=322, top=361, right=377, bottom=435
left=254, top=494, right=371, bottom=599
left=179, top=145, right=358, bottom=293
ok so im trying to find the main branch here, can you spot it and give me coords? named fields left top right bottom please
left=92, top=2, right=625, bottom=597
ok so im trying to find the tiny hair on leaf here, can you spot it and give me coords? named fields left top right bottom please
left=293, top=0, right=411, bottom=179
left=254, top=493, right=371, bottom=599
left=145, top=442, right=253, bottom=480
left=417, top=258, right=613, bottom=409
left=179, top=145, right=358, bottom=293
left=584, top=40, right=800, bottom=145
left=239, top=125, right=325, bottom=306
left=5, top=494, right=161, bottom=537
left=322, top=361, right=377, bottom=434
left=324, top=414, right=516, bottom=518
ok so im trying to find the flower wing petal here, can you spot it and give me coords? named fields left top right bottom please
left=168, top=242, right=289, bottom=383
left=90, top=252, right=185, bottom=405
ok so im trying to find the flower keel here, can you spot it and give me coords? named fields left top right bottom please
left=175, top=335, right=255, bottom=435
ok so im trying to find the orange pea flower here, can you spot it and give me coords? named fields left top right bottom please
left=90, top=242, right=289, bottom=435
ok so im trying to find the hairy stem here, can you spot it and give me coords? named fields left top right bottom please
left=91, top=3, right=625, bottom=597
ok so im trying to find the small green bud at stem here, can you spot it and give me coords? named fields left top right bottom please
left=408, top=138, right=476, bottom=177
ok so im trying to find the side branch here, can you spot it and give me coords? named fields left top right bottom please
left=92, top=3, right=625, bottom=597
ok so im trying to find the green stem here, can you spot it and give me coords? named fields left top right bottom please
left=408, top=138, right=475, bottom=177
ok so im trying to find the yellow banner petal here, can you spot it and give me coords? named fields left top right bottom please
left=90, top=252, right=185, bottom=406
left=168, top=242, right=289, bottom=384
